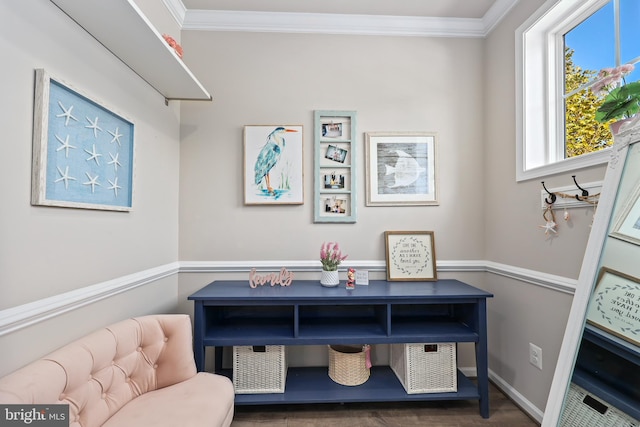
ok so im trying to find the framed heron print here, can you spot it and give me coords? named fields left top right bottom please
left=365, top=132, right=437, bottom=206
left=244, top=125, right=304, bottom=205
left=31, top=69, right=134, bottom=211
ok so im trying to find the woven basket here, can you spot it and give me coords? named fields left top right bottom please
left=233, top=345, right=286, bottom=394
left=328, top=344, right=370, bottom=386
left=560, top=383, right=640, bottom=427
left=390, top=343, right=457, bottom=394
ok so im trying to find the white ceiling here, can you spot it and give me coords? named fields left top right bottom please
left=171, top=0, right=521, bottom=37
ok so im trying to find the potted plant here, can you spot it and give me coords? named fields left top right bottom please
left=319, top=242, right=347, bottom=287
left=592, top=64, right=640, bottom=133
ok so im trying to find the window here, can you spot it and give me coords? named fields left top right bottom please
left=515, top=0, right=637, bottom=181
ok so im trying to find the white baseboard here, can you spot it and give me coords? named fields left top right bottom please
left=489, top=369, right=545, bottom=423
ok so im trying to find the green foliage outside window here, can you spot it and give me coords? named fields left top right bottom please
left=564, top=48, right=613, bottom=157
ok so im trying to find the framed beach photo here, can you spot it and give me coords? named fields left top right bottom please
left=384, top=231, right=437, bottom=281
left=610, top=181, right=640, bottom=245
left=31, top=69, right=135, bottom=211
left=244, top=125, right=304, bottom=205
left=325, top=144, right=348, bottom=163
left=365, top=132, right=437, bottom=206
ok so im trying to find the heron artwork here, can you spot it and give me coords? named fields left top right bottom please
left=254, top=127, right=298, bottom=197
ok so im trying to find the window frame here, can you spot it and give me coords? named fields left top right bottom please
left=515, top=0, right=612, bottom=182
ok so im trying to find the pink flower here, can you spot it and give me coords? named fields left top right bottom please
left=320, top=242, right=348, bottom=271
left=593, top=64, right=635, bottom=96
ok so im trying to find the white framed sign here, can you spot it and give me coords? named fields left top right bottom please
left=587, top=267, right=640, bottom=347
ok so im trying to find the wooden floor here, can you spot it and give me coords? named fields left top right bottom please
left=230, top=382, right=540, bottom=426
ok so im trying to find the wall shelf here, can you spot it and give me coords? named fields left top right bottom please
left=50, top=0, right=212, bottom=103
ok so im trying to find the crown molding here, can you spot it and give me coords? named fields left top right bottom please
left=162, top=0, right=187, bottom=28
left=182, top=10, right=486, bottom=37
left=163, top=0, right=520, bottom=37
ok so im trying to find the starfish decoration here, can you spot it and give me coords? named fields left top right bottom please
left=107, top=177, right=121, bottom=197
left=539, top=221, right=558, bottom=235
left=85, top=116, right=103, bottom=138
left=84, top=144, right=102, bottom=166
left=55, top=134, right=76, bottom=158
left=83, top=172, right=101, bottom=193
left=107, top=152, right=121, bottom=172
left=56, top=101, right=78, bottom=126
left=108, top=127, right=123, bottom=146
left=54, top=166, right=76, bottom=189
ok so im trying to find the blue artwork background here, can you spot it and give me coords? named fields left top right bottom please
left=45, top=79, right=134, bottom=208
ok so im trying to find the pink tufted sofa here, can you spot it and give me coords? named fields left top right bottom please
left=0, top=314, right=234, bottom=427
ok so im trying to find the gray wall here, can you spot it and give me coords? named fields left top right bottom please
left=0, top=0, right=182, bottom=376
left=0, top=0, right=612, bottom=420
left=178, top=32, right=486, bottom=261
left=482, top=0, right=607, bottom=412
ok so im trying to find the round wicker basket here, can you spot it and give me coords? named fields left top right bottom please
left=328, top=344, right=370, bottom=386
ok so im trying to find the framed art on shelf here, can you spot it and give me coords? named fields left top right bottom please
left=365, top=132, right=437, bottom=206
left=586, top=267, right=640, bottom=347
left=244, top=125, right=304, bottom=205
left=314, top=110, right=357, bottom=223
left=610, top=181, right=640, bottom=245
left=31, top=69, right=135, bottom=211
left=384, top=231, right=437, bottom=281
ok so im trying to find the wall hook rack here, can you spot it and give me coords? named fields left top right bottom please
left=541, top=181, right=557, bottom=204
left=572, top=175, right=589, bottom=200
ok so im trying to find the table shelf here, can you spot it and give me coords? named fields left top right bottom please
left=225, top=367, right=479, bottom=405
left=189, top=279, right=493, bottom=418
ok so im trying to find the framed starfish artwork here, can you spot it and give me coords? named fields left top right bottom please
left=31, top=69, right=134, bottom=211
left=243, top=125, right=304, bottom=205
left=365, top=132, right=438, bottom=206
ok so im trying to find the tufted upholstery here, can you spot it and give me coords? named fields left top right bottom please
left=0, top=314, right=234, bottom=427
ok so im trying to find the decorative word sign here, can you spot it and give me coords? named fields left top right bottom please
left=587, top=267, right=640, bottom=346
left=249, top=267, right=294, bottom=288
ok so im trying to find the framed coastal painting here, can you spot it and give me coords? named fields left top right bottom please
left=31, top=69, right=134, bottom=211
left=384, top=231, right=437, bottom=281
left=244, top=125, right=304, bottom=205
left=365, top=132, right=437, bottom=206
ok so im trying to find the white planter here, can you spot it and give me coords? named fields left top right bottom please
left=320, top=270, right=340, bottom=287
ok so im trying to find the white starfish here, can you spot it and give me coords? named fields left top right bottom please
left=108, top=127, right=123, bottom=146
left=539, top=221, right=558, bottom=235
left=84, top=144, right=102, bottom=166
left=83, top=172, right=101, bottom=193
left=56, top=101, right=78, bottom=126
left=55, top=134, right=76, bottom=158
left=54, top=166, right=76, bottom=189
left=107, top=152, right=121, bottom=172
left=107, top=177, right=121, bottom=197
left=85, top=116, right=103, bottom=138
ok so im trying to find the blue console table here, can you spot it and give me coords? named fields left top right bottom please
left=188, top=279, right=493, bottom=418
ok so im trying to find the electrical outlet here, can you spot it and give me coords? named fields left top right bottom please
left=529, top=343, right=542, bottom=370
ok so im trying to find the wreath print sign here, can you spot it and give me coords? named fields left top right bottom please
left=586, top=267, right=640, bottom=347
left=385, top=231, right=437, bottom=281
